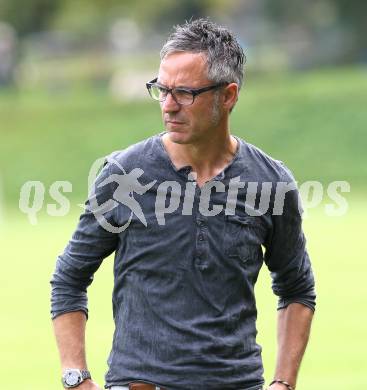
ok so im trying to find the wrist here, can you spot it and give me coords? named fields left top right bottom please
left=268, top=385, right=289, bottom=390
left=268, top=379, right=295, bottom=390
left=268, top=384, right=290, bottom=390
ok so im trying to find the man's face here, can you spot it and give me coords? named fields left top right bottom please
left=158, top=52, right=224, bottom=145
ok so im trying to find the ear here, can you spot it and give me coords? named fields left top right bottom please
left=222, top=83, right=239, bottom=111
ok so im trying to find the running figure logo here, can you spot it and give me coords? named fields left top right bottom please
left=89, top=157, right=156, bottom=233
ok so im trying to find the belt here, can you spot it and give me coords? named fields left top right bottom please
left=110, top=383, right=166, bottom=390
left=110, top=383, right=263, bottom=390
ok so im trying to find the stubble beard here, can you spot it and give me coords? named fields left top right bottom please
left=211, top=92, right=221, bottom=126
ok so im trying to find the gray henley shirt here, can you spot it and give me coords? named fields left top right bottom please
left=50, top=132, right=316, bottom=390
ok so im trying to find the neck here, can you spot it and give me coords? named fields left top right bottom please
left=162, top=128, right=238, bottom=181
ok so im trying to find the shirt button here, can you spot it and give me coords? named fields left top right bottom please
left=199, top=263, right=209, bottom=271
left=197, top=219, right=204, bottom=226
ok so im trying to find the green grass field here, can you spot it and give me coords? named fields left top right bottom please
left=0, top=66, right=366, bottom=389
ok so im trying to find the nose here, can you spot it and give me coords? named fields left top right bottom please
left=161, top=92, right=180, bottom=113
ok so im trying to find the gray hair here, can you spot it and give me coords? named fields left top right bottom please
left=160, top=18, right=245, bottom=90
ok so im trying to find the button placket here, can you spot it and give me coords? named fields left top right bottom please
left=194, top=216, right=209, bottom=270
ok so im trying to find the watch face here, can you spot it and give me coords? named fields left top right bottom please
left=65, top=371, right=80, bottom=386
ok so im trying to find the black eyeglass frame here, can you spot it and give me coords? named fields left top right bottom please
left=146, top=77, right=228, bottom=105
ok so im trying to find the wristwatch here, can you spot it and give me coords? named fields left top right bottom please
left=62, top=368, right=91, bottom=388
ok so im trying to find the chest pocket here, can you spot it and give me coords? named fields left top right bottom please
left=224, top=215, right=266, bottom=263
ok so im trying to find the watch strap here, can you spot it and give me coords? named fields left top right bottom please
left=81, top=370, right=91, bottom=380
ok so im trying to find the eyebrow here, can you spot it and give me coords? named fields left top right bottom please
left=156, top=79, right=193, bottom=89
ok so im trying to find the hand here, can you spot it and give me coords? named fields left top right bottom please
left=67, top=379, right=102, bottom=390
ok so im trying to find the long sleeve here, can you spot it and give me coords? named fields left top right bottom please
left=50, top=159, right=118, bottom=319
left=264, top=167, right=316, bottom=312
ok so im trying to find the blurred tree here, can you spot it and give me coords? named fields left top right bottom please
left=50, top=0, right=231, bottom=36
left=332, top=0, right=367, bottom=59
left=0, top=22, right=17, bottom=86
left=1, top=0, right=365, bottom=65
left=263, top=0, right=367, bottom=62
left=0, top=0, right=62, bottom=36
left=147, top=0, right=226, bottom=30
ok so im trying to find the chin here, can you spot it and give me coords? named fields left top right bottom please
left=167, top=130, right=191, bottom=144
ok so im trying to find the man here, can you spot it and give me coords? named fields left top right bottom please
left=51, top=19, right=316, bottom=390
